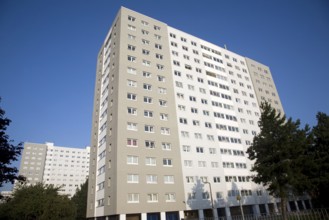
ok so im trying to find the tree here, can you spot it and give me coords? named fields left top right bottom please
left=306, top=112, right=329, bottom=208
left=71, top=179, right=88, bottom=220
left=247, top=102, right=309, bottom=220
left=0, top=98, right=24, bottom=188
left=0, top=183, right=76, bottom=219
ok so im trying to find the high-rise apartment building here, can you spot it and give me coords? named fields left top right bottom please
left=18, top=142, right=90, bottom=197
left=87, top=7, right=306, bottom=220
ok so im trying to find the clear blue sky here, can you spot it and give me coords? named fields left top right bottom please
left=1, top=1, right=328, bottom=157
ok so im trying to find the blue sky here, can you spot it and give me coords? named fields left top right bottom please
left=1, top=0, right=329, bottom=178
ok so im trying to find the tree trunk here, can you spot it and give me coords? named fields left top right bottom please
left=280, top=194, right=288, bottom=220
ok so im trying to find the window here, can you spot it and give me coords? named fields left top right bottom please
left=157, top=64, right=164, bottom=70
left=127, top=193, right=139, bottom=203
left=172, top=50, right=178, bottom=56
left=157, top=75, right=165, bottom=82
left=156, top=54, right=163, bottom=59
left=97, top=198, right=104, bottom=207
left=145, top=157, right=156, bottom=166
left=175, top=81, right=183, bottom=88
left=188, top=84, right=194, bottom=90
left=196, top=147, right=204, bottom=153
left=191, top=108, right=198, bottom=114
left=161, top=127, right=170, bottom=135
left=181, top=131, right=189, bottom=137
left=198, top=161, right=206, bottom=167
left=211, top=162, right=219, bottom=168
left=216, top=192, right=223, bottom=199
left=144, top=125, right=154, bottom=133
left=178, top=105, right=186, bottom=111
left=127, top=155, right=138, bottom=165
left=188, top=192, right=196, bottom=200
left=159, top=100, right=167, bottom=107
left=174, top=70, right=181, bottom=76
left=213, top=177, right=220, bottom=183
left=127, top=138, right=137, bottom=147
left=141, top=20, right=148, bottom=26
left=194, top=133, right=202, bottom=139
left=207, top=135, right=215, bottom=141
left=127, top=122, right=137, bottom=131
left=164, top=175, right=174, bottom=184
left=186, top=176, right=194, bottom=183
left=128, top=25, right=136, bottom=31
left=179, top=118, right=187, bottom=124
left=184, top=160, right=193, bottom=167
left=128, top=34, right=136, bottom=40
left=165, top=193, right=175, bottom=202
left=141, top=29, right=149, bottom=35
left=145, top=140, right=155, bottom=149
left=127, top=80, right=137, bottom=87
left=201, top=99, right=208, bottom=105
left=142, top=49, right=150, bottom=55
left=147, top=193, right=158, bottom=202
left=202, top=192, right=210, bottom=199
left=162, top=142, right=171, bottom=150
left=127, top=174, right=139, bottom=183
left=128, top=16, right=135, bottom=21
left=163, top=158, right=172, bottom=166
left=185, top=64, right=192, bottom=70
left=199, top=88, right=206, bottom=94
left=143, top=83, right=152, bottom=91
left=127, top=67, right=136, bottom=75
left=139, top=33, right=149, bottom=44
left=200, top=176, right=208, bottom=183
left=183, top=145, right=191, bottom=152
left=158, top=87, right=166, bottom=94
left=160, top=113, right=168, bottom=121
left=189, top=96, right=196, bottom=102
left=143, top=71, right=151, bottom=78
left=143, top=60, right=151, bottom=66
left=193, top=120, right=200, bottom=126
left=209, top=148, right=216, bottom=154
left=144, top=110, right=153, bottom=118
left=97, top=165, right=105, bottom=175
left=146, top=175, right=158, bottom=184
left=128, top=45, right=136, bottom=51
left=144, top=96, right=152, bottom=103
left=155, top=44, right=162, bottom=49
left=155, top=34, right=161, bottom=40
left=177, top=93, right=184, bottom=99
left=128, top=55, right=136, bottom=62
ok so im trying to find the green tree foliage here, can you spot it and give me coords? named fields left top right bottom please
left=71, top=179, right=88, bottom=220
left=0, top=183, right=76, bottom=219
left=306, top=112, right=329, bottom=208
left=247, top=102, right=309, bottom=220
left=0, top=98, right=24, bottom=188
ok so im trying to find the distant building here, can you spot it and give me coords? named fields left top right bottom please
left=87, top=6, right=308, bottom=220
left=18, top=142, right=90, bottom=197
left=0, top=191, right=12, bottom=203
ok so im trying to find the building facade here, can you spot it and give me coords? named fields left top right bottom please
left=87, top=7, right=308, bottom=220
left=18, top=142, right=90, bottom=197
